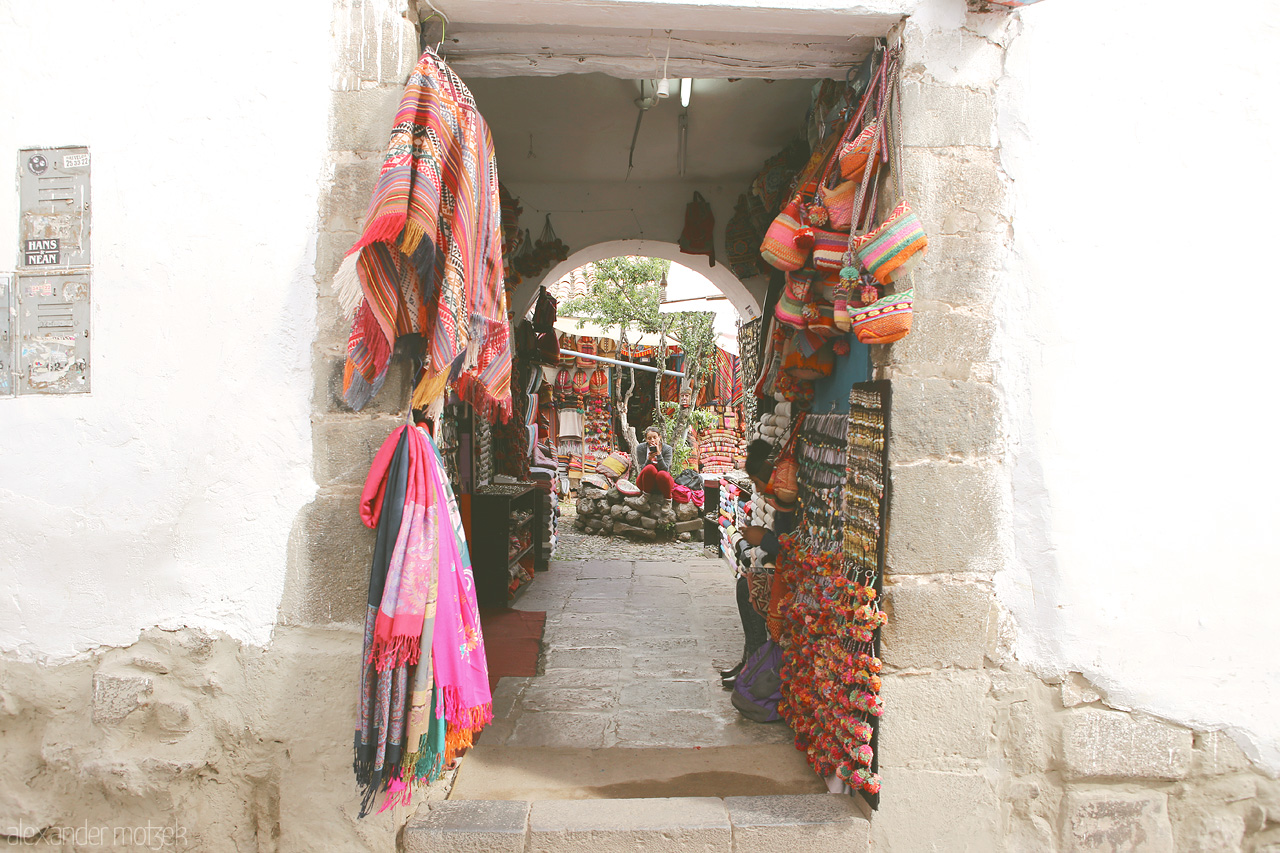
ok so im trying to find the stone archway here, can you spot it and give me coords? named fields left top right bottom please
left=510, top=239, right=764, bottom=323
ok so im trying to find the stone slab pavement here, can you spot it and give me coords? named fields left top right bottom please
left=482, top=555, right=793, bottom=751
left=450, top=547, right=822, bottom=802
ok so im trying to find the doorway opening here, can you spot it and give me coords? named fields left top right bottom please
left=404, top=6, right=896, bottom=809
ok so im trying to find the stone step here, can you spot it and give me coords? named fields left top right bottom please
left=402, top=793, right=869, bottom=853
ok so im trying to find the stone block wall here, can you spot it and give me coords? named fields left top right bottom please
left=0, top=627, right=401, bottom=852
left=279, top=0, right=418, bottom=630
left=0, top=4, right=423, bottom=852
left=866, top=12, right=1280, bottom=852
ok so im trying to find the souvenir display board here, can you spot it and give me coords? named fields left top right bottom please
left=776, top=384, right=889, bottom=809
left=737, top=318, right=763, bottom=427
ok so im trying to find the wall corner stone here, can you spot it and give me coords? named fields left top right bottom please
left=1062, top=709, right=1192, bottom=781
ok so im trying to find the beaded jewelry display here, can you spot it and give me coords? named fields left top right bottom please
left=775, top=383, right=891, bottom=805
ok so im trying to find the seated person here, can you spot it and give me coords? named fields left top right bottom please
left=636, top=427, right=675, bottom=498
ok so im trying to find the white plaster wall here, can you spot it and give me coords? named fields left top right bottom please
left=997, top=0, right=1280, bottom=770
left=0, top=0, right=329, bottom=659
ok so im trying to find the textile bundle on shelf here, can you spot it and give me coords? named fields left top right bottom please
left=355, top=425, right=492, bottom=817
left=335, top=47, right=512, bottom=422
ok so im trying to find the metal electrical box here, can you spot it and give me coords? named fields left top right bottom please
left=19, top=147, right=91, bottom=267
left=0, top=272, right=13, bottom=397
left=10, top=146, right=92, bottom=397
left=16, top=270, right=90, bottom=394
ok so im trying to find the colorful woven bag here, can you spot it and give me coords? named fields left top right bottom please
left=819, top=180, right=860, bottom=232
left=811, top=228, right=849, bottom=271
left=572, top=368, right=590, bottom=396
left=851, top=288, right=913, bottom=345
left=726, top=193, right=764, bottom=279
left=588, top=367, right=608, bottom=396
left=852, top=199, right=927, bottom=285
left=678, top=191, right=716, bottom=267
left=781, top=334, right=835, bottom=380
left=576, top=336, right=596, bottom=367
left=775, top=270, right=815, bottom=328
left=556, top=367, right=573, bottom=396
left=803, top=301, right=840, bottom=339
left=839, top=121, right=878, bottom=181
left=759, top=195, right=812, bottom=272
left=850, top=51, right=927, bottom=285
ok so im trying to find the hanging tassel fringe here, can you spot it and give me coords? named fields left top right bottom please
left=376, top=773, right=412, bottom=815
left=349, top=214, right=406, bottom=258
left=343, top=367, right=384, bottom=412
left=357, top=767, right=384, bottom=819
left=335, top=253, right=364, bottom=320
left=353, top=734, right=375, bottom=786
left=368, top=634, right=422, bottom=672
left=399, top=219, right=428, bottom=259
left=454, top=373, right=513, bottom=425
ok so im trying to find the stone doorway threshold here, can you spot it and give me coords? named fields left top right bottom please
left=403, top=794, right=869, bottom=853
left=449, top=744, right=826, bottom=800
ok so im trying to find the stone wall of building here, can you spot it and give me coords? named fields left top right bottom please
left=866, top=8, right=1280, bottom=851
left=1, top=2, right=423, bottom=850
left=278, top=0, right=418, bottom=631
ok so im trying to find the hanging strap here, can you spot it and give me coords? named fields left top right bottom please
left=842, top=46, right=900, bottom=269
left=778, top=411, right=806, bottom=461
left=887, top=48, right=906, bottom=203
left=813, top=47, right=884, bottom=193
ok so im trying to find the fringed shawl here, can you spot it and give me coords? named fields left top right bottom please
left=337, top=47, right=512, bottom=423
left=353, top=425, right=492, bottom=817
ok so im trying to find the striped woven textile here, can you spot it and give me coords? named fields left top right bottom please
left=339, top=47, right=511, bottom=422
left=852, top=200, right=927, bottom=286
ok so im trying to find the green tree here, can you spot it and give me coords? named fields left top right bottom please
left=561, top=257, right=716, bottom=474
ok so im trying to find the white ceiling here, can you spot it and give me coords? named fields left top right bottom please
left=466, top=75, right=819, bottom=185
left=431, top=4, right=891, bottom=192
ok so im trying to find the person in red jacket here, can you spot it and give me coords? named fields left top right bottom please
left=635, top=427, right=675, bottom=498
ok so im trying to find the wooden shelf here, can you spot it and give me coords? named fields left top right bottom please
left=470, top=482, right=547, bottom=609
left=507, top=543, right=533, bottom=570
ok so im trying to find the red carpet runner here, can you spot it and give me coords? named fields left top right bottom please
left=479, top=608, right=546, bottom=691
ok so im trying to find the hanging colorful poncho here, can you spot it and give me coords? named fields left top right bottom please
left=354, top=425, right=492, bottom=817
left=335, top=47, right=512, bottom=423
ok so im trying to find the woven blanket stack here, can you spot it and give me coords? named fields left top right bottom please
left=697, top=427, right=746, bottom=475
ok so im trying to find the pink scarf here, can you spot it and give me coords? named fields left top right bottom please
left=371, top=426, right=438, bottom=670
left=425, top=434, right=493, bottom=735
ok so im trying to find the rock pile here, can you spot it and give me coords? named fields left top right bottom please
left=574, top=483, right=703, bottom=541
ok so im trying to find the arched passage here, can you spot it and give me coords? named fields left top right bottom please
left=511, top=239, right=764, bottom=323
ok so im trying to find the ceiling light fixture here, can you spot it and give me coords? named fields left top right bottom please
left=680, top=78, right=692, bottom=108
